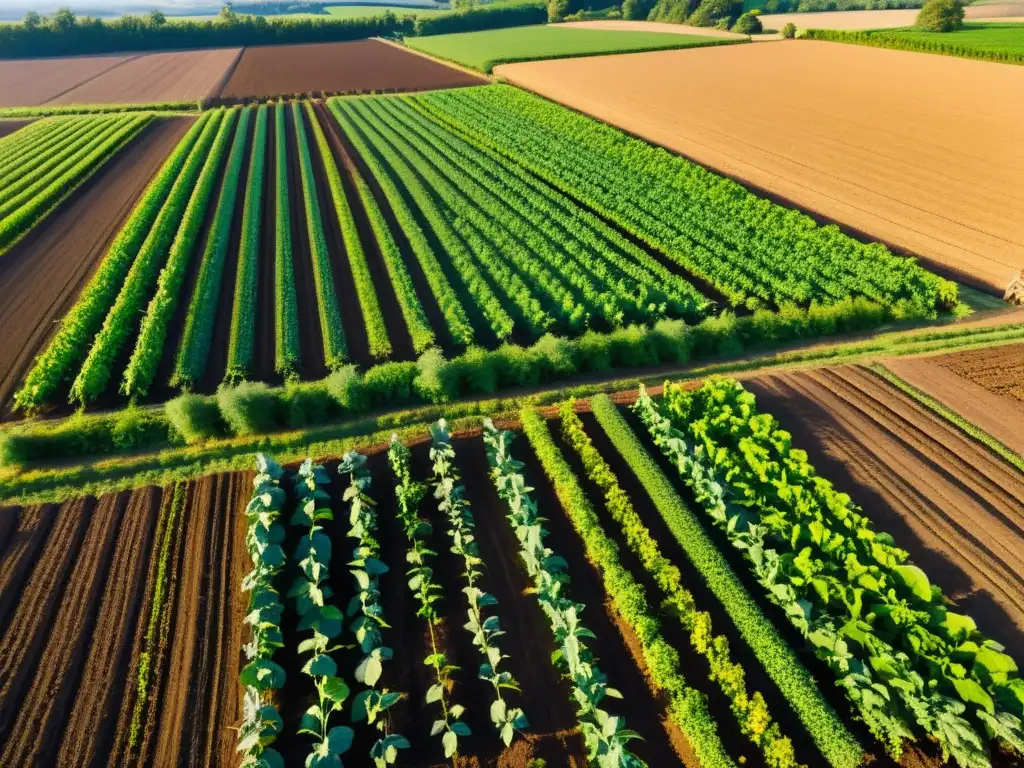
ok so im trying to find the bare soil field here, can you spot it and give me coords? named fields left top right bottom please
left=0, top=117, right=192, bottom=418
left=495, top=41, right=1024, bottom=295
left=885, top=347, right=1024, bottom=455
left=0, top=120, right=31, bottom=139
left=761, top=5, right=1024, bottom=30
left=747, top=365, right=1024, bottom=651
left=0, top=53, right=133, bottom=107
left=216, top=39, right=486, bottom=102
left=48, top=48, right=242, bottom=106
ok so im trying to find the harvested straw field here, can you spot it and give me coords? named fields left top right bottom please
left=494, top=41, right=1024, bottom=296
left=216, top=40, right=486, bottom=101
left=48, top=48, right=242, bottom=106
left=748, top=365, right=1024, bottom=647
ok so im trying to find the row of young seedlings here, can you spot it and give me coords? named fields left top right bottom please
left=482, top=418, right=645, bottom=767
left=239, top=455, right=288, bottom=768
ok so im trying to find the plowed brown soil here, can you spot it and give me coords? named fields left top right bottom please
left=0, top=117, right=192, bottom=418
left=885, top=351, right=1024, bottom=456
left=747, top=365, right=1024, bottom=650
left=217, top=39, right=486, bottom=102
left=495, top=41, right=1024, bottom=294
left=0, top=54, right=133, bottom=106
left=48, top=48, right=242, bottom=106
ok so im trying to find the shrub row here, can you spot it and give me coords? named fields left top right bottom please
left=586, top=395, right=863, bottom=768
left=513, top=410, right=726, bottom=764
left=123, top=108, right=240, bottom=397
left=173, top=106, right=253, bottom=388
left=274, top=102, right=301, bottom=378
left=14, top=112, right=210, bottom=412
left=226, top=104, right=269, bottom=382
left=69, top=109, right=225, bottom=405
left=327, top=98, right=475, bottom=347
left=303, top=101, right=390, bottom=360
left=802, top=28, right=1024, bottom=67
left=0, top=101, right=200, bottom=118
left=293, top=101, right=348, bottom=370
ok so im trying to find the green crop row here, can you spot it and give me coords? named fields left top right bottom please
left=636, top=379, right=1024, bottom=767
left=274, top=102, right=300, bottom=379
left=303, top=102, right=391, bottom=360
left=585, top=395, right=863, bottom=768
left=14, top=112, right=210, bottom=412
left=172, top=106, right=253, bottom=389
left=123, top=108, right=239, bottom=397
left=0, top=114, right=150, bottom=257
left=395, top=94, right=709, bottom=323
left=0, top=117, right=84, bottom=171
left=293, top=101, right=347, bottom=371
left=802, top=28, right=1024, bottom=67
left=226, top=104, right=269, bottom=383
left=325, top=98, right=476, bottom=347
left=485, top=416, right=650, bottom=765
left=69, top=109, right=225, bottom=406
left=0, top=117, right=101, bottom=203
left=347, top=145, right=435, bottom=354
left=413, top=85, right=958, bottom=317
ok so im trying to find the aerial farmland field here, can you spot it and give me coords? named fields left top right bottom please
left=0, top=11, right=1023, bottom=768
left=494, top=40, right=1024, bottom=296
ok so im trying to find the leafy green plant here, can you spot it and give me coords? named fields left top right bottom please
left=274, top=102, right=300, bottom=379
left=238, top=454, right=288, bottom=768
left=288, top=458, right=355, bottom=767
left=484, top=416, right=647, bottom=767
left=429, top=419, right=529, bottom=746
left=387, top=436, right=471, bottom=760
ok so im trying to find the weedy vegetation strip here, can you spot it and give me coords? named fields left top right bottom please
left=173, top=105, right=253, bottom=388
left=288, top=458, right=356, bottom=765
left=566, top=397, right=807, bottom=768
left=387, top=437, right=472, bottom=759
left=428, top=419, right=529, bottom=747
left=226, top=104, right=269, bottom=383
left=305, top=102, right=391, bottom=360
left=69, top=109, right=225, bottom=406
left=14, top=112, right=210, bottom=412
left=338, top=452, right=410, bottom=766
left=589, top=394, right=863, bottom=768
left=293, top=102, right=347, bottom=371
left=238, top=454, right=287, bottom=768
left=123, top=107, right=239, bottom=398
left=483, top=417, right=649, bottom=766
left=327, top=97, right=474, bottom=348
left=633, top=378, right=1024, bottom=768
left=274, top=102, right=300, bottom=379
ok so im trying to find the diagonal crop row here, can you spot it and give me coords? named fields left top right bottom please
left=288, top=458, right=355, bottom=765
left=570, top=396, right=803, bottom=768
left=274, top=102, right=300, bottom=379
left=484, top=417, right=648, bottom=767
left=0, top=117, right=85, bottom=170
left=226, top=104, right=269, bottom=383
left=635, top=378, right=1024, bottom=768
left=238, top=454, right=287, bottom=768
left=428, top=419, right=529, bottom=747
left=304, top=102, right=391, bottom=360
left=69, top=109, right=225, bottom=406
left=387, top=436, right=472, bottom=760
left=14, top=112, right=210, bottom=412
left=588, top=394, right=864, bottom=768
left=123, top=107, right=240, bottom=398
left=293, top=102, right=347, bottom=371
left=172, top=105, right=254, bottom=389
left=338, top=451, right=410, bottom=766
left=0, top=114, right=151, bottom=257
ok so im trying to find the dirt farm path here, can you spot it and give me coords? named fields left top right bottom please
left=747, top=366, right=1024, bottom=650
left=0, top=117, right=193, bottom=418
left=494, top=41, right=1024, bottom=295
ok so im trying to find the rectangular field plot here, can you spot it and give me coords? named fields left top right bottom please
left=0, top=53, right=133, bottom=107
left=493, top=41, right=1024, bottom=296
left=215, top=39, right=486, bottom=101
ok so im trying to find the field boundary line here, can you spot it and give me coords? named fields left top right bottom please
left=867, top=362, right=1024, bottom=475
left=39, top=53, right=146, bottom=107
left=372, top=36, right=495, bottom=81
left=209, top=47, right=246, bottom=102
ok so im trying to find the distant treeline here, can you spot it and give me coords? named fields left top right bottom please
left=229, top=1, right=327, bottom=14
left=0, top=3, right=541, bottom=58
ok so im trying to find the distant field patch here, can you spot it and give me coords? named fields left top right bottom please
left=404, top=24, right=741, bottom=72
left=867, top=21, right=1024, bottom=55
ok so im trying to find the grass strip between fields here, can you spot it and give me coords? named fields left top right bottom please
left=0, top=102, right=203, bottom=118
left=868, top=363, right=1024, bottom=473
